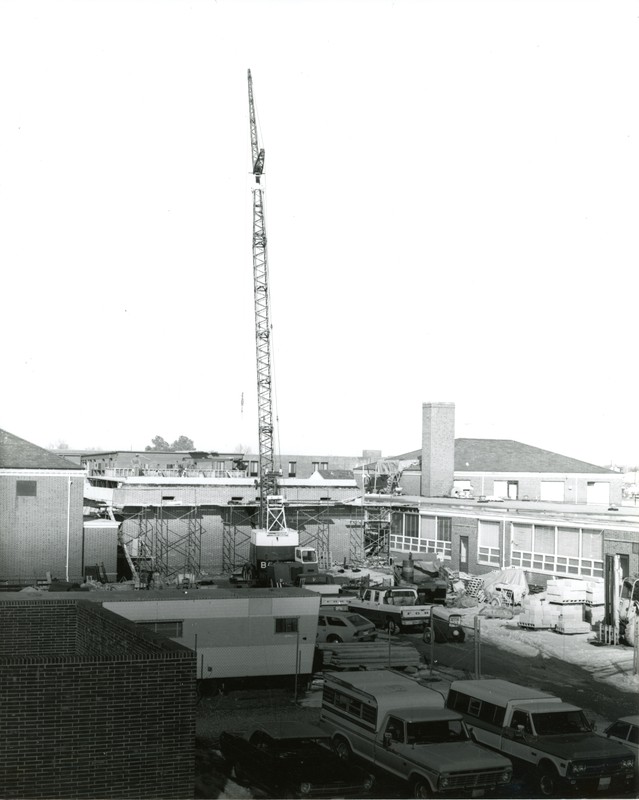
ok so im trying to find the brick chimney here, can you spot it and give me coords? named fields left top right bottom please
left=421, top=402, right=455, bottom=497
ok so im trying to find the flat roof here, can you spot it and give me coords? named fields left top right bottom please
left=0, top=587, right=320, bottom=603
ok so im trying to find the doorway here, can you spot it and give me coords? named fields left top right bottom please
left=460, top=536, right=469, bottom=573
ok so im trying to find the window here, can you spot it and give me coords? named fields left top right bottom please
left=275, top=617, right=298, bottom=634
left=384, top=717, right=405, bottom=743
left=137, top=620, right=183, bottom=637
left=478, top=521, right=501, bottom=565
left=288, top=461, right=297, bottom=478
left=511, top=710, right=532, bottom=733
left=607, top=721, right=631, bottom=741
left=320, top=462, right=328, bottom=470
left=405, top=513, right=419, bottom=537
left=322, top=686, right=377, bottom=727
left=468, top=698, right=482, bottom=717
left=511, top=523, right=603, bottom=578
left=389, top=513, right=451, bottom=558
left=250, top=461, right=258, bottom=477
left=437, top=517, right=452, bottom=542
left=312, top=462, right=320, bottom=472
left=16, top=481, right=37, bottom=497
left=540, top=481, right=565, bottom=502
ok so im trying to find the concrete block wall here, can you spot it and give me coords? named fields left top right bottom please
left=0, top=474, right=85, bottom=584
left=0, top=599, right=196, bottom=800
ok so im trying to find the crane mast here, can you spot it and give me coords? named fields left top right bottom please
left=247, top=69, right=279, bottom=530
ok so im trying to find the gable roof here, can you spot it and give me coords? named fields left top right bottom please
left=454, top=439, right=614, bottom=474
left=390, top=439, right=614, bottom=475
left=0, top=429, right=84, bottom=471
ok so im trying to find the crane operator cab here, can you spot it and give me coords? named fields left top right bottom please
left=295, top=547, right=319, bottom=569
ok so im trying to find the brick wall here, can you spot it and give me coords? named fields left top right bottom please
left=0, top=599, right=196, bottom=799
left=421, top=403, right=455, bottom=497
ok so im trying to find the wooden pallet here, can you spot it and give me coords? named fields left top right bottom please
left=465, top=577, right=484, bottom=598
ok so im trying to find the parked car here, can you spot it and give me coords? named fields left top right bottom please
left=603, top=715, right=639, bottom=776
left=316, top=611, right=377, bottom=643
left=219, top=722, right=375, bottom=798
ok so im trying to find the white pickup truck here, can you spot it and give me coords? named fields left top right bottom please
left=447, top=679, right=636, bottom=797
left=320, top=670, right=513, bottom=798
left=347, top=586, right=432, bottom=633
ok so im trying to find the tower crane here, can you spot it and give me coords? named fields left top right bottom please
left=247, top=68, right=279, bottom=530
left=245, top=69, right=320, bottom=586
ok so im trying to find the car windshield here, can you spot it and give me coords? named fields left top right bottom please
left=406, top=719, right=468, bottom=744
left=274, top=738, right=325, bottom=759
left=347, top=614, right=371, bottom=627
left=532, top=711, right=590, bottom=735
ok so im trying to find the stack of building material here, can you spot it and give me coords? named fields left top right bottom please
left=317, top=640, right=422, bottom=672
left=546, top=579, right=591, bottom=634
left=546, top=579, right=587, bottom=604
left=518, top=595, right=553, bottom=630
left=584, top=579, right=605, bottom=625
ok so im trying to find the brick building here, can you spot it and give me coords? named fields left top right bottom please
left=0, top=597, right=196, bottom=799
left=0, top=429, right=85, bottom=585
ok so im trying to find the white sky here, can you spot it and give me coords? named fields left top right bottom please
left=2, top=0, right=637, bottom=466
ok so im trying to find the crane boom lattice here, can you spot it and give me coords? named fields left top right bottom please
left=248, top=69, right=278, bottom=529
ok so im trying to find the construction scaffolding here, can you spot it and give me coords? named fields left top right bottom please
left=221, top=505, right=256, bottom=573
left=119, top=505, right=203, bottom=585
left=290, top=502, right=332, bottom=569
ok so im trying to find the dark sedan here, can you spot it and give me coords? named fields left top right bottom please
left=220, top=721, right=375, bottom=797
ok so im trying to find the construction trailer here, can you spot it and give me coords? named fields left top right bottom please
left=99, top=587, right=321, bottom=680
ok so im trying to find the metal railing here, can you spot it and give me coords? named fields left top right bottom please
left=87, top=467, right=248, bottom=479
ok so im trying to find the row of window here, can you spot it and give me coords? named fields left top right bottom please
left=135, top=617, right=299, bottom=638
left=390, top=514, right=606, bottom=579
left=322, top=686, right=377, bottom=726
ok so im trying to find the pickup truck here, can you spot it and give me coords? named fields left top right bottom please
left=320, top=670, right=513, bottom=798
left=219, top=722, right=374, bottom=798
left=447, top=679, right=636, bottom=797
left=347, top=586, right=432, bottom=633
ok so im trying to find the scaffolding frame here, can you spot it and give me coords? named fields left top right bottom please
left=120, top=505, right=203, bottom=583
left=290, top=502, right=332, bottom=569
left=222, top=505, right=256, bottom=572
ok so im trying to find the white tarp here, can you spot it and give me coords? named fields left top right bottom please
left=480, top=567, right=529, bottom=603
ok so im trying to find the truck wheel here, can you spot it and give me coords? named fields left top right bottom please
left=326, top=634, right=343, bottom=643
left=423, top=628, right=432, bottom=644
left=387, top=619, right=400, bottom=635
left=332, top=735, right=352, bottom=762
left=411, top=776, right=432, bottom=798
left=538, top=763, right=559, bottom=797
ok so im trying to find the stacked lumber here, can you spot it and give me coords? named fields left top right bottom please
left=317, top=640, right=422, bottom=671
